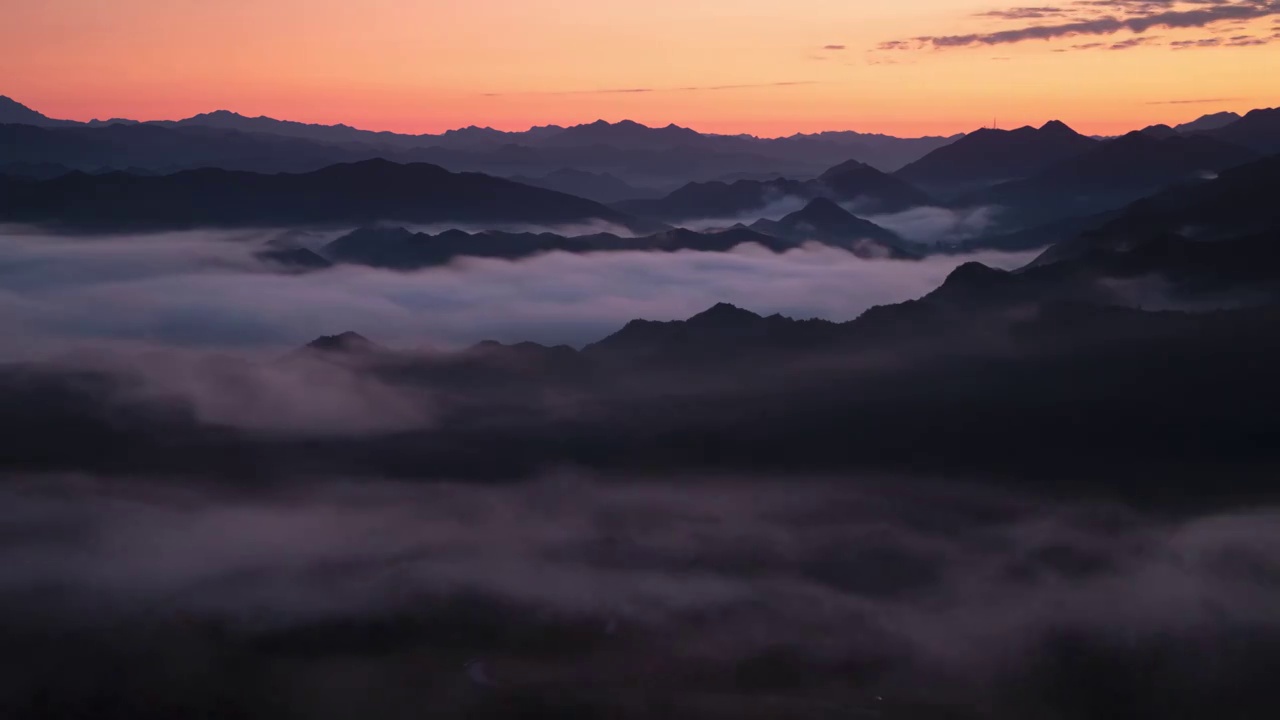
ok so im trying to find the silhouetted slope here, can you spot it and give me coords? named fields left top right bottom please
left=750, top=199, right=915, bottom=258
left=305, top=331, right=379, bottom=354
left=617, top=160, right=932, bottom=222
left=539, top=119, right=707, bottom=149
left=967, top=132, right=1258, bottom=228
left=0, top=96, right=79, bottom=127
left=1139, top=124, right=1178, bottom=139
left=760, top=130, right=964, bottom=172
left=1033, top=152, right=1280, bottom=267
left=0, top=122, right=369, bottom=174
left=255, top=246, right=334, bottom=270
left=1174, top=111, right=1241, bottom=134
left=615, top=178, right=813, bottom=221
left=0, top=159, right=656, bottom=231
left=508, top=168, right=660, bottom=204
left=816, top=159, right=935, bottom=210
left=894, top=120, right=1098, bottom=193
left=1206, top=107, right=1280, bottom=153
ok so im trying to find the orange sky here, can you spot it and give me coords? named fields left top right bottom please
left=4, top=0, right=1278, bottom=137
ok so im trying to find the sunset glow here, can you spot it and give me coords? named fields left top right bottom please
left=5, top=0, right=1280, bottom=136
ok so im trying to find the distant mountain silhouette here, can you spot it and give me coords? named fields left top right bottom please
left=615, top=178, right=814, bottom=221
left=749, top=199, right=915, bottom=258
left=539, top=119, right=706, bottom=149
left=617, top=159, right=932, bottom=222
left=759, top=131, right=964, bottom=172
left=816, top=159, right=935, bottom=210
left=1174, top=111, right=1242, bottom=135
left=322, top=224, right=800, bottom=269
left=964, top=131, right=1258, bottom=229
left=1, top=96, right=968, bottom=184
left=255, top=246, right=334, bottom=271
left=0, top=122, right=371, bottom=174
left=1032, top=152, right=1280, bottom=268
left=1139, top=124, right=1179, bottom=139
left=508, top=168, right=662, bottom=204
left=0, top=161, right=76, bottom=180
left=1206, top=107, right=1280, bottom=153
left=0, top=159, right=658, bottom=232
left=894, top=120, right=1098, bottom=194
left=305, top=331, right=379, bottom=354
left=0, top=96, right=79, bottom=127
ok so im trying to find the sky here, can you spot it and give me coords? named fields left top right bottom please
left=4, top=0, right=1279, bottom=137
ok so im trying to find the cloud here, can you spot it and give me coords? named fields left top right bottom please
left=860, top=206, right=1003, bottom=245
left=977, top=6, right=1071, bottom=19
left=1171, top=36, right=1226, bottom=46
left=0, top=229, right=1042, bottom=357
left=822, top=44, right=846, bottom=50
left=1, top=473, right=1277, bottom=716
left=880, top=0, right=1280, bottom=50
left=484, top=81, right=820, bottom=97
left=1109, top=34, right=1164, bottom=47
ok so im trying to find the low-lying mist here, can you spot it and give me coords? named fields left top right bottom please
left=1, top=473, right=1276, bottom=718
left=862, top=205, right=1001, bottom=245
left=0, top=228, right=1040, bottom=358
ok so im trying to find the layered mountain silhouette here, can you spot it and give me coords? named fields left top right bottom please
left=508, top=168, right=663, bottom=204
left=894, top=120, right=1098, bottom=194
left=817, top=159, right=934, bottom=209
left=322, top=224, right=813, bottom=269
left=1174, top=111, right=1241, bottom=134
left=0, top=96, right=958, bottom=183
left=1139, top=124, right=1179, bottom=139
left=615, top=177, right=814, bottom=221
left=616, top=159, right=934, bottom=222
left=0, top=122, right=373, bottom=174
left=0, top=159, right=659, bottom=232
left=963, top=131, right=1258, bottom=229
left=0, top=96, right=81, bottom=127
left=1033, top=152, right=1280, bottom=268
left=749, top=199, right=915, bottom=258
left=1205, top=107, right=1280, bottom=153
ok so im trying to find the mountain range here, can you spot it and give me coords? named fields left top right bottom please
left=961, top=130, right=1258, bottom=229
left=5, top=93, right=1280, bottom=260
left=0, top=96, right=960, bottom=182
left=0, top=158, right=661, bottom=232
left=892, top=120, right=1100, bottom=195
left=319, top=198, right=908, bottom=268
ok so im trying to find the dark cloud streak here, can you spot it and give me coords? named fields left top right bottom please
left=880, top=0, right=1280, bottom=50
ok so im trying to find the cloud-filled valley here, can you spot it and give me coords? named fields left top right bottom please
left=1, top=473, right=1277, bottom=718
left=0, top=228, right=1040, bottom=358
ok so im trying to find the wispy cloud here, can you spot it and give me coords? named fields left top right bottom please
left=1109, top=34, right=1164, bottom=48
left=977, top=6, right=1071, bottom=20
left=880, top=0, right=1280, bottom=51
left=484, top=81, right=820, bottom=97
left=822, top=44, right=847, bottom=50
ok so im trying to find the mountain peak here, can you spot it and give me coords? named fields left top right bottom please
left=1140, top=124, right=1179, bottom=139
left=794, top=196, right=854, bottom=220
left=1174, top=110, right=1243, bottom=134
left=687, top=302, right=762, bottom=327
left=1039, top=119, right=1076, bottom=134
left=304, top=331, right=377, bottom=354
left=933, top=262, right=1013, bottom=299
